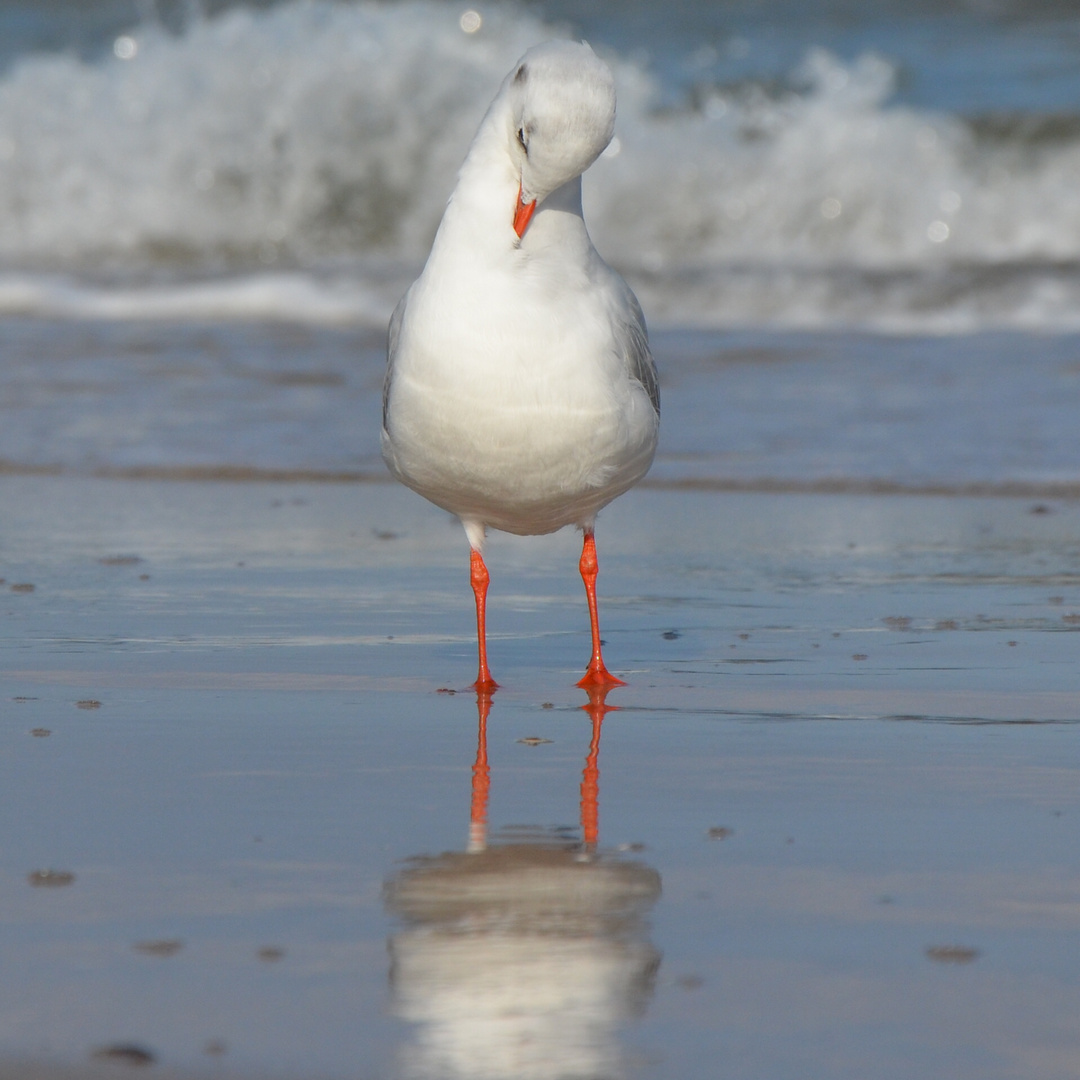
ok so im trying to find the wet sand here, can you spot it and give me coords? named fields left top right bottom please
left=1, top=476, right=1079, bottom=1079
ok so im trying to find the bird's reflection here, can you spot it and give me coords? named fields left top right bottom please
left=384, top=686, right=662, bottom=1080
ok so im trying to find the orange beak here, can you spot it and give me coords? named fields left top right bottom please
left=513, top=183, right=537, bottom=238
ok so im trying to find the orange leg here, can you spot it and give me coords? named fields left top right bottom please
left=470, top=549, right=499, bottom=691
left=577, top=529, right=626, bottom=688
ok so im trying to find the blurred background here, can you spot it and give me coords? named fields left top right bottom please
left=2, top=0, right=1080, bottom=331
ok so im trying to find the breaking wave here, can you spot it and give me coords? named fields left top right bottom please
left=3, top=0, right=1080, bottom=329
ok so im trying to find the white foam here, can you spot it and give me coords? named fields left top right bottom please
left=591, top=47, right=1080, bottom=273
left=3, top=3, right=1080, bottom=330
left=0, top=271, right=397, bottom=323
left=0, top=1, right=557, bottom=269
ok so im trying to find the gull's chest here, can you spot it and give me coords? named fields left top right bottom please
left=393, top=263, right=617, bottom=418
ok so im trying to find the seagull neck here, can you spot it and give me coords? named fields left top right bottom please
left=521, top=176, right=594, bottom=260
left=431, top=118, right=520, bottom=261
left=535, top=175, right=584, bottom=221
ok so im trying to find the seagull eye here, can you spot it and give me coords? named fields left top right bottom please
left=516, top=127, right=528, bottom=155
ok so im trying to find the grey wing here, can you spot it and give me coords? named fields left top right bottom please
left=382, top=292, right=408, bottom=432
left=616, top=285, right=660, bottom=417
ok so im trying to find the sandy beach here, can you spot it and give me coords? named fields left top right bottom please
left=2, top=473, right=1078, bottom=1079
left=4, top=0, right=1080, bottom=1071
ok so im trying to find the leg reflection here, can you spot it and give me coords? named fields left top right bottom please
left=384, top=687, right=661, bottom=1080
left=468, top=690, right=492, bottom=853
left=580, top=684, right=618, bottom=854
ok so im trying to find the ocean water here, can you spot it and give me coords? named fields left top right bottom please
left=2, top=0, right=1080, bottom=488
left=1, top=0, right=1080, bottom=331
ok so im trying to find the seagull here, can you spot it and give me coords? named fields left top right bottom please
left=381, top=40, right=659, bottom=690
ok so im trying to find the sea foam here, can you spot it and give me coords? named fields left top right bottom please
left=3, top=1, right=1080, bottom=330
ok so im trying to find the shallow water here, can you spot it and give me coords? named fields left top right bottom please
left=5, top=321, right=1080, bottom=498
left=1, top=476, right=1078, bottom=1079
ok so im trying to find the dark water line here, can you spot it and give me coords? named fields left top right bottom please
left=1, top=459, right=1079, bottom=501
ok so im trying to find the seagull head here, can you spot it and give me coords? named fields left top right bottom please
left=503, top=41, right=616, bottom=238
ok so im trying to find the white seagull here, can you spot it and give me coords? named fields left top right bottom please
left=381, top=40, right=659, bottom=690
